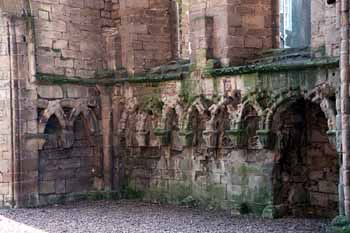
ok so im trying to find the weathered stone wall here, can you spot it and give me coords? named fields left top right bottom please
left=187, top=0, right=279, bottom=65
left=38, top=114, right=99, bottom=205
left=31, top=0, right=111, bottom=78
left=0, top=0, right=343, bottom=216
left=0, top=13, right=13, bottom=207
left=311, top=0, right=340, bottom=56
left=272, top=100, right=338, bottom=217
left=35, top=85, right=104, bottom=205
left=117, top=0, right=177, bottom=74
left=112, top=63, right=340, bottom=217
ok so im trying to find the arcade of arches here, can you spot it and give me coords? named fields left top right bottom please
left=0, top=0, right=345, bottom=223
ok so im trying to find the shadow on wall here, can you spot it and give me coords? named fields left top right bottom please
left=272, top=99, right=338, bottom=218
left=38, top=114, right=100, bottom=205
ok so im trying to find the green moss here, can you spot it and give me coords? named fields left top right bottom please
left=237, top=164, right=263, bottom=176
left=242, top=73, right=258, bottom=91
left=180, top=77, right=198, bottom=105
left=86, top=191, right=120, bottom=201
left=36, top=71, right=185, bottom=86
left=332, top=216, right=350, bottom=227
left=51, top=48, right=61, bottom=53
left=144, top=180, right=169, bottom=204
left=168, top=182, right=192, bottom=204
left=213, top=78, right=219, bottom=97
left=120, top=185, right=144, bottom=199
left=87, top=191, right=105, bottom=201
left=328, top=226, right=350, bottom=233
left=206, top=184, right=227, bottom=210
left=139, top=94, right=164, bottom=115
left=206, top=56, right=339, bottom=77
left=95, top=69, right=115, bottom=79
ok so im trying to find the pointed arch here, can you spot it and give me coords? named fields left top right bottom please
left=38, top=101, right=66, bottom=134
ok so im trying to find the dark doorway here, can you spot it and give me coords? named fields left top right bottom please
left=272, top=99, right=338, bottom=218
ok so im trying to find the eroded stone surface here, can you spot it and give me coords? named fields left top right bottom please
left=0, top=0, right=343, bottom=221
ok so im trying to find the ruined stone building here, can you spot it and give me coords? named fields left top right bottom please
left=0, top=0, right=345, bottom=219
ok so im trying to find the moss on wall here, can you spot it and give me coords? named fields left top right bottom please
left=180, top=77, right=198, bottom=105
left=139, top=94, right=164, bottom=116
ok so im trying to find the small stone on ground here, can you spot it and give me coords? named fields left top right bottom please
left=0, top=200, right=329, bottom=233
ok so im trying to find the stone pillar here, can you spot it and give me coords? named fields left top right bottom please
left=0, top=13, right=14, bottom=207
left=180, top=0, right=190, bottom=59
left=11, top=16, right=40, bottom=207
left=190, top=16, right=214, bottom=67
left=99, top=86, right=113, bottom=191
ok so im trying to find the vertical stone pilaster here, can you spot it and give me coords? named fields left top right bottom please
left=99, top=86, right=114, bottom=191
left=190, top=15, right=214, bottom=67
left=0, top=13, right=14, bottom=207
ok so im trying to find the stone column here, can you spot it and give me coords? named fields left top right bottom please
left=99, top=86, right=114, bottom=191
left=190, top=15, right=214, bottom=67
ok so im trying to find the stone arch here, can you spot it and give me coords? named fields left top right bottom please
left=203, top=96, right=240, bottom=148
left=233, top=98, right=264, bottom=130
left=42, top=114, right=63, bottom=148
left=154, top=106, right=180, bottom=146
left=68, top=104, right=99, bottom=135
left=306, top=84, right=337, bottom=131
left=38, top=111, right=100, bottom=205
left=241, top=104, right=260, bottom=149
left=265, top=87, right=336, bottom=133
left=178, top=97, right=210, bottom=147
left=270, top=97, right=339, bottom=218
left=159, top=105, right=180, bottom=131
left=264, top=90, right=302, bottom=131
left=134, top=110, right=155, bottom=147
left=206, top=96, right=240, bottom=132
left=180, top=96, right=209, bottom=131
left=38, top=101, right=66, bottom=134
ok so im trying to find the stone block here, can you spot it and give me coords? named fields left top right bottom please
left=64, top=85, right=89, bottom=98
left=38, top=10, right=50, bottom=20
left=310, top=192, right=329, bottom=208
left=0, top=182, right=9, bottom=195
left=53, top=40, right=68, bottom=50
left=66, top=178, right=90, bottom=193
left=40, top=180, right=55, bottom=194
left=318, top=181, right=337, bottom=194
left=0, top=160, right=10, bottom=173
left=37, top=85, right=64, bottom=99
left=55, top=179, right=66, bottom=194
left=55, top=58, right=74, bottom=68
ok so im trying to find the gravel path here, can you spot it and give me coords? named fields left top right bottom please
left=0, top=200, right=329, bottom=233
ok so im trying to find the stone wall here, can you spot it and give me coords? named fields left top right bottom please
left=311, top=0, right=340, bottom=56
left=35, top=85, right=104, bottom=205
left=117, top=0, right=177, bottom=74
left=112, top=63, right=340, bottom=218
left=31, top=0, right=111, bottom=78
left=0, top=13, right=13, bottom=207
left=272, top=100, right=338, bottom=217
left=38, top=114, right=100, bottom=205
left=187, top=0, right=279, bottom=65
left=0, top=0, right=344, bottom=217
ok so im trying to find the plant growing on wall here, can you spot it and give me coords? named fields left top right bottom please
left=139, top=94, right=164, bottom=116
left=180, top=78, right=198, bottom=106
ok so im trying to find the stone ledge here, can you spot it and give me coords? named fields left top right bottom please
left=36, top=72, right=186, bottom=86
left=206, top=56, right=339, bottom=77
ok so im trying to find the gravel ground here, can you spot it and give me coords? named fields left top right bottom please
left=0, top=200, right=329, bottom=233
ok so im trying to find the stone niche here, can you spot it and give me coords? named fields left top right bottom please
left=271, top=99, right=338, bottom=218
left=38, top=114, right=99, bottom=205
